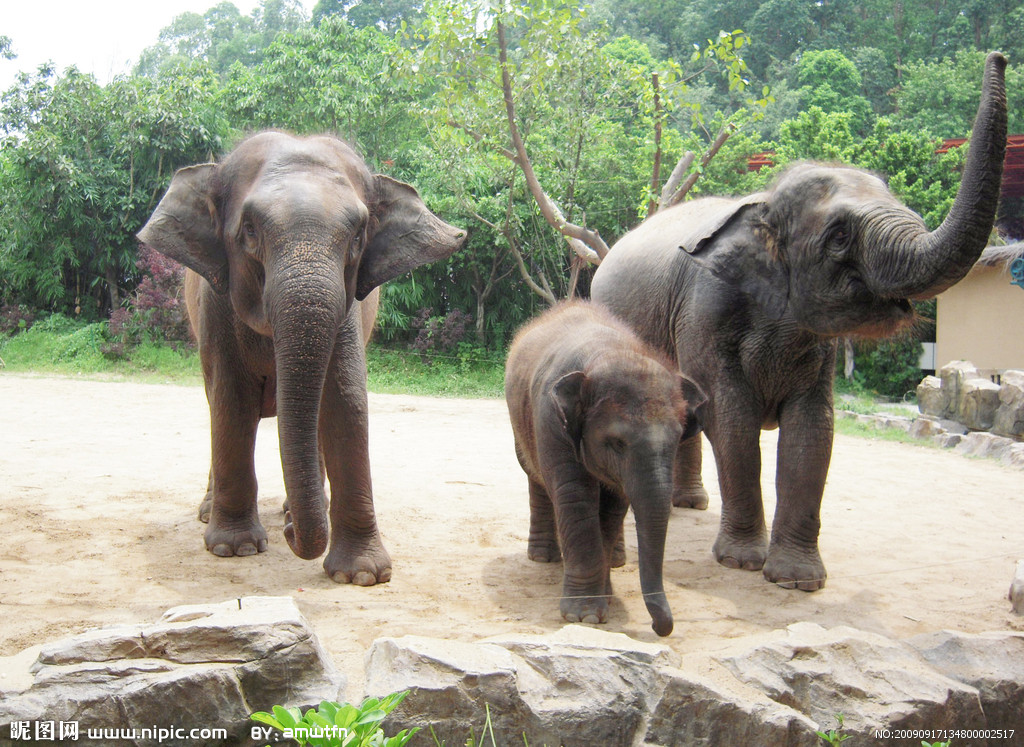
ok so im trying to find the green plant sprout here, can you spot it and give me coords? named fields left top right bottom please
left=251, top=692, right=417, bottom=747
left=816, top=713, right=852, bottom=746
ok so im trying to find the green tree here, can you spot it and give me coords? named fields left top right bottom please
left=136, top=0, right=307, bottom=78
left=0, top=65, right=225, bottom=317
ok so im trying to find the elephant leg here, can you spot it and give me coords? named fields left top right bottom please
left=553, top=474, right=608, bottom=624
left=673, top=434, right=709, bottom=509
left=599, top=486, right=628, bottom=582
left=320, top=320, right=391, bottom=585
left=764, top=392, right=831, bottom=591
left=199, top=469, right=213, bottom=523
left=708, top=413, right=768, bottom=571
left=204, top=371, right=267, bottom=557
left=527, top=477, right=561, bottom=562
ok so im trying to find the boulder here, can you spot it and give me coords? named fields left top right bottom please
left=958, top=377, right=1002, bottom=431
left=940, top=361, right=981, bottom=418
left=907, top=629, right=1024, bottom=730
left=366, top=626, right=677, bottom=747
left=642, top=666, right=820, bottom=746
left=993, top=370, right=1024, bottom=438
left=955, top=431, right=1016, bottom=461
left=716, top=623, right=986, bottom=742
left=916, top=375, right=949, bottom=418
left=0, top=597, right=343, bottom=747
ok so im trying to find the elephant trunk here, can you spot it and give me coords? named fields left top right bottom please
left=627, top=460, right=674, bottom=637
left=865, top=52, right=1007, bottom=301
left=267, top=248, right=346, bottom=560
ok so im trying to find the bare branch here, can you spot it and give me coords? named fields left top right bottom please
left=463, top=181, right=556, bottom=306
left=661, top=122, right=736, bottom=210
left=496, top=20, right=608, bottom=265
left=647, top=72, right=663, bottom=217
left=657, top=151, right=695, bottom=212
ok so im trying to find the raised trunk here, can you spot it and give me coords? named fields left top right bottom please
left=268, top=259, right=345, bottom=560
left=869, top=52, right=1007, bottom=300
left=627, top=464, right=674, bottom=637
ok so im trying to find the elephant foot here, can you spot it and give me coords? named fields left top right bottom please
left=205, top=511, right=268, bottom=557
left=560, top=593, right=609, bottom=626
left=324, top=533, right=392, bottom=586
left=198, top=494, right=213, bottom=524
left=527, top=535, right=561, bottom=563
left=763, top=545, right=827, bottom=591
left=713, top=531, right=768, bottom=571
left=673, top=484, right=709, bottom=510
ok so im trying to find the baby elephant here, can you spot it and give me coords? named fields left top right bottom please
left=505, top=301, right=704, bottom=636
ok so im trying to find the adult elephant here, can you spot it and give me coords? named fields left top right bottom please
left=591, top=52, right=1007, bottom=591
left=137, top=131, right=466, bottom=584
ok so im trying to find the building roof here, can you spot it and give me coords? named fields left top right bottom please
left=936, top=135, right=1024, bottom=200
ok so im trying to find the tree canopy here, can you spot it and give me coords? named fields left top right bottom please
left=1, top=0, right=1019, bottom=349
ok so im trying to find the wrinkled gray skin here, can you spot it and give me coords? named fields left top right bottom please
left=591, top=53, right=1007, bottom=591
left=505, top=301, right=705, bottom=636
left=137, top=131, right=466, bottom=583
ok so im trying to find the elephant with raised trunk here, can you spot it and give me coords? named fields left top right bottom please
left=591, top=52, right=1008, bottom=591
left=138, top=131, right=466, bottom=583
left=505, top=301, right=705, bottom=636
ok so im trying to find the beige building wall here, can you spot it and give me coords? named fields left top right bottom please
left=935, top=263, right=1024, bottom=373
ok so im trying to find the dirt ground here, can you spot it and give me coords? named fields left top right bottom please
left=1, top=373, right=1022, bottom=699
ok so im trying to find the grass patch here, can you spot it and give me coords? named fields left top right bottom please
left=0, top=315, right=201, bottom=384
left=833, top=413, right=937, bottom=448
left=1, top=317, right=506, bottom=397
left=366, top=345, right=505, bottom=399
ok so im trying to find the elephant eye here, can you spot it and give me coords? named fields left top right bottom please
left=606, top=437, right=626, bottom=455
left=827, top=222, right=853, bottom=257
left=242, top=221, right=257, bottom=243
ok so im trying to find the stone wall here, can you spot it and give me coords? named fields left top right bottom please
left=917, top=361, right=1024, bottom=438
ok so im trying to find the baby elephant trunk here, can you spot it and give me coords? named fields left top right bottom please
left=626, top=458, right=675, bottom=637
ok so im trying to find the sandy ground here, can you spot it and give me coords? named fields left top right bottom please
left=1, top=373, right=1022, bottom=700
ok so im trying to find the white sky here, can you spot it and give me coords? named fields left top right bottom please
left=0, top=0, right=307, bottom=91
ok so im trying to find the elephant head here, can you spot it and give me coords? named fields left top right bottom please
left=682, top=51, right=1007, bottom=337
left=137, top=131, right=466, bottom=560
left=552, top=358, right=705, bottom=636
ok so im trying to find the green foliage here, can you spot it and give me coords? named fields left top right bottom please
left=0, top=312, right=200, bottom=380
left=897, top=49, right=1024, bottom=137
left=367, top=344, right=506, bottom=398
left=136, top=0, right=308, bottom=78
left=816, top=713, right=852, bottom=746
left=849, top=332, right=926, bottom=401
left=250, top=692, right=418, bottom=747
left=0, top=63, right=224, bottom=319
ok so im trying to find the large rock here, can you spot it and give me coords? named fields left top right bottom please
left=642, top=667, right=820, bottom=746
left=366, top=623, right=1024, bottom=747
left=716, top=623, right=987, bottom=743
left=940, top=360, right=982, bottom=419
left=993, top=369, right=1024, bottom=438
left=916, top=375, right=950, bottom=418
left=907, top=629, right=1024, bottom=732
left=959, top=377, right=1003, bottom=431
left=0, top=597, right=343, bottom=747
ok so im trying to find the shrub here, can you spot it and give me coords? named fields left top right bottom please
left=251, top=692, right=417, bottom=747
left=411, top=307, right=473, bottom=362
left=104, top=247, right=192, bottom=358
left=0, top=304, right=37, bottom=335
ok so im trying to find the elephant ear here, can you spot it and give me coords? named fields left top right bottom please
left=678, top=374, right=707, bottom=441
left=136, top=163, right=229, bottom=294
left=679, top=193, right=790, bottom=320
left=551, top=370, right=587, bottom=458
left=356, top=176, right=467, bottom=301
